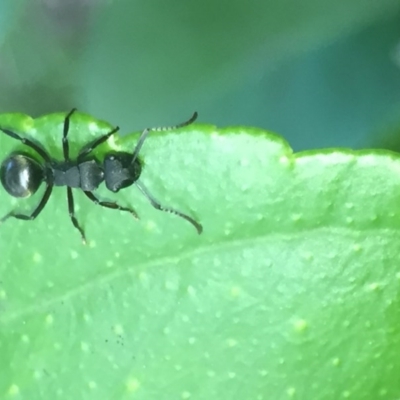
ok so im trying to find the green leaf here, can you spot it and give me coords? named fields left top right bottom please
left=0, top=112, right=399, bottom=399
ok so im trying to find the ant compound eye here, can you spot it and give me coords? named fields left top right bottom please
left=0, top=154, right=44, bottom=198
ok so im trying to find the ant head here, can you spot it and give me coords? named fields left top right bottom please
left=103, top=111, right=198, bottom=194
left=0, top=153, right=44, bottom=198
left=104, top=152, right=142, bottom=193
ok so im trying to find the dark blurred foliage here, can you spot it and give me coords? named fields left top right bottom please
left=0, top=0, right=93, bottom=115
left=0, top=0, right=399, bottom=150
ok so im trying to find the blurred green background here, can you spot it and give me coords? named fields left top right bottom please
left=0, top=0, right=399, bottom=151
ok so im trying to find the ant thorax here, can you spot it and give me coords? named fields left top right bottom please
left=52, top=159, right=104, bottom=191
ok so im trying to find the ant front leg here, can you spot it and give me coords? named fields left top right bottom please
left=77, top=126, right=120, bottom=162
left=135, top=180, right=203, bottom=234
left=83, top=191, right=138, bottom=219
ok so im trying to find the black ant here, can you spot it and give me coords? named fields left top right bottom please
left=0, top=109, right=202, bottom=243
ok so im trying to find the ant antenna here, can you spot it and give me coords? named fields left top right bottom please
left=135, top=180, right=203, bottom=234
left=131, top=111, right=198, bottom=165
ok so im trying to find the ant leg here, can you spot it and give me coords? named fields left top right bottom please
left=131, top=112, right=198, bottom=163
left=67, top=187, right=87, bottom=244
left=135, top=180, right=202, bottom=234
left=77, top=126, right=119, bottom=162
left=62, top=108, right=77, bottom=161
left=83, top=191, right=138, bottom=219
left=1, top=184, right=53, bottom=223
left=0, top=127, right=51, bottom=162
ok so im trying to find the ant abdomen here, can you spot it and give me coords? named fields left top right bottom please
left=0, top=154, right=43, bottom=198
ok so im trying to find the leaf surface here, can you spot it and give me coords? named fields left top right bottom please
left=0, top=113, right=399, bottom=399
